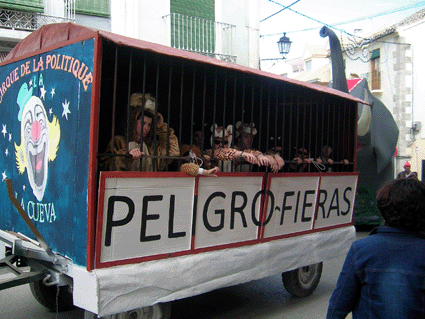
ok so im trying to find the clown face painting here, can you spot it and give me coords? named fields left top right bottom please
left=15, top=89, right=60, bottom=201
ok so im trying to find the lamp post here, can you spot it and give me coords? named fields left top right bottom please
left=277, top=32, right=292, bottom=59
left=259, top=32, right=292, bottom=70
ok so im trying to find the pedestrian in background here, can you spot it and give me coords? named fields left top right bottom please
left=327, top=178, right=425, bottom=319
left=397, top=161, right=418, bottom=179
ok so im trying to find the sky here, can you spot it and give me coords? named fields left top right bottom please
left=259, top=0, right=425, bottom=72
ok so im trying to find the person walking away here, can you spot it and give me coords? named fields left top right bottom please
left=327, top=178, right=425, bottom=319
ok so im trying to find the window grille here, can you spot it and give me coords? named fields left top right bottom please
left=0, top=9, right=73, bottom=31
left=0, top=0, right=43, bottom=13
left=164, top=13, right=236, bottom=63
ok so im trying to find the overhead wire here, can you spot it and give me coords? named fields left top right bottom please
left=261, top=0, right=300, bottom=22
left=260, top=0, right=425, bottom=38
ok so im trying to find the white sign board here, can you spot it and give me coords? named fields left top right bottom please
left=97, top=173, right=358, bottom=267
left=194, top=176, right=264, bottom=249
left=314, top=175, right=357, bottom=229
left=263, top=176, right=320, bottom=238
left=100, top=177, right=194, bottom=263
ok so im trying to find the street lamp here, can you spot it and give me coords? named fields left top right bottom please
left=259, top=32, right=292, bottom=69
left=277, top=32, right=292, bottom=59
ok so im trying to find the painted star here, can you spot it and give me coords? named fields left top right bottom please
left=29, top=79, right=33, bottom=87
left=62, top=99, right=71, bottom=120
left=49, top=108, right=53, bottom=116
left=50, top=88, right=55, bottom=98
left=1, top=124, right=6, bottom=137
left=2, top=171, right=7, bottom=182
left=5, top=148, right=8, bottom=156
left=23, top=185, right=26, bottom=191
left=40, top=86, right=46, bottom=100
left=8, top=133, right=12, bottom=141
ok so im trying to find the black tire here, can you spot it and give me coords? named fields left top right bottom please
left=29, top=279, right=75, bottom=312
left=84, top=302, right=172, bottom=319
left=282, top=262, right=323, bottom=297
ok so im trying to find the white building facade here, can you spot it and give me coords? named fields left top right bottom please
left=0, top=0, right=260, bottom=69
left=343, top=9, right=425, bottom=180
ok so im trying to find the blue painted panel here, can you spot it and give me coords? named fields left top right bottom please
left=0, top=38, right=95, bottom=266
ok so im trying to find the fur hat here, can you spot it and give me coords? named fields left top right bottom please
left=210, top=124, right=233, bottom=147
left=235, top=121, right=257, bottom=138
left=404, top=161, right=411, bottom=168
left=132, top=93, right=156, bottom=120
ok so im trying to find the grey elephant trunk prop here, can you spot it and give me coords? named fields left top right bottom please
left=319, top=27, right=348, bottom=93
left=320, top=26, right=399, bottom=225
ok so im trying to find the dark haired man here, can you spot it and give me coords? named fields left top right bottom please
left=327, top=178, right=425, bottom=319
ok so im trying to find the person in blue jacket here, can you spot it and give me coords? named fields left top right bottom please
left=327, top=177, right=425, bottom=319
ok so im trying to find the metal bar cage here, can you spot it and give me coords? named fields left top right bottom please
left=97, top=41, right=357, bottom=174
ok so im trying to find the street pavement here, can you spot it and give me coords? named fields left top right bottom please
left=0, top=231, right=369, bottom=319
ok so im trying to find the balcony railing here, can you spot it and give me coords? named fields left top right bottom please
left=0, top=9, right=74, bottom=32
left=163, top=13, right=236, bottom=63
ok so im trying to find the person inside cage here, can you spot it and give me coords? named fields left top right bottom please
left=264, top=136, right=285, bottom=172
left=179, top=143, right=220, bottom=177
left=180, top=123, right=280, bottom=175
left=192, top=124, right=206, bottom=150
left=289, top=147, right=313, bottom=172
left=101, top=93, right=180, bottom=171
left=233, top=121, right=282, bottom=172
left=315, top=145, right=350, bottom=172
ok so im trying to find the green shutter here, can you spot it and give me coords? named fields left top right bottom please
left=75, top=0, right=110, bottom=17
left=0, top=0, right=44, bottom=13
left=170, top=0, right=215, bottom=53
left=171, top=0, right=215, bottom=20
left=371, top=49, right=380, bottom=59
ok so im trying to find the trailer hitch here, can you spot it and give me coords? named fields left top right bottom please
left=0, top=254, right=45, bottom=290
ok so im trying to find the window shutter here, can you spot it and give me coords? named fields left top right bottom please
left=170, top=0, right=215, bottom=52
left=170, top=0, right=215, bottom=20
left=371, top=49, right=380, bottom=59
left=75, top=0, right=110, bottom=17
left=0, top=0, right=44, bottom=13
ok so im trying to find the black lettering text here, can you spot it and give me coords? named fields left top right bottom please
left=317, top=190, right=327, bottom=219
left=203, top=192, right=226, bottom=232
left=168, top=195, right=186, bottom=238
left=301, top=190, right=315, bottom=222
left=326, top=189, right=340, bottom=218
left=293, top=191, right=301, bottom=223
left=140, top=195, right=162, bottom=242
left=341, top=187, right=352, bottom=216
left=230, top=192, right=248, bottom=229
left=281, top=191, right=295, bottom=225
left=105, top=196, right=135, bottom=246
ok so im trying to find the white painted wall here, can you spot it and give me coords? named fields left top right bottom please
left=401, top=21, right=425, bottom=138
left=399, top=20, right=425, bottom=179
left=43, top=0, right=65, bottom=18
left=218, top=0, right=260, bottom=68
left=110, top=0, right=170, bottom=46
left=109, top=0, right=260, bottom=68
left=75, top=14, right=111, bottom=31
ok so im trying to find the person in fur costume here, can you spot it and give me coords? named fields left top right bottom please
left=234, top=121, right=281, bottom=172
left=101, top=93, right=180, bottom=171
left=180, top=124, right=260, bottom=176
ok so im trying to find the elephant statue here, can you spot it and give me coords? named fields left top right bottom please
left=320, top=26, right=399, bottom=225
